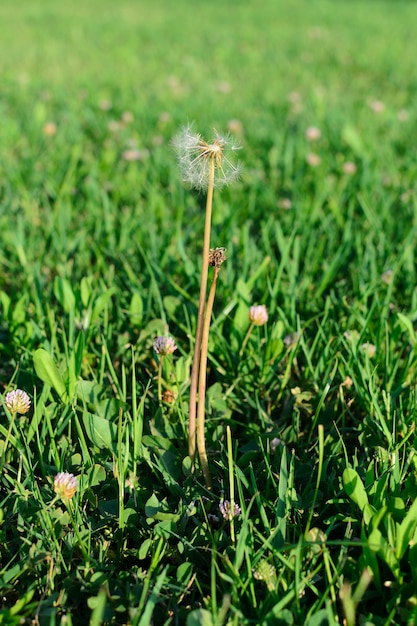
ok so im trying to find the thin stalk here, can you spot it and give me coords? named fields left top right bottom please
left=157, top=356, right=163, bottom=404
left=134, top=537, right=166, bottom=622
left=226, top=425, right=236, bottom=543
left=0, top=411, right=17, bottom=469
left=117, top=408, right=125, bottom=531
left=188, top=159, right=215, bottom=464
left=197, top=264, right=220, bottom=489
left=304, top=424, right=324, bottom=536
left=67, top=501, right=90, bottom=567
left=239, top=322, right=255, bottom=357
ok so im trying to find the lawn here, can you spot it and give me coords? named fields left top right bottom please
left=1, top=0, right=417, bottom=624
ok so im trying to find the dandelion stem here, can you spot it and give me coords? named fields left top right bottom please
left=188, top=159, right=215, bottom=464
left=197, top=264, right=219, bottom=490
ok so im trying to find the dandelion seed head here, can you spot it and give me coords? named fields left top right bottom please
left=173, top=123, right=242, bottom=191
left=4, top=389, right=31, bottom=415
left=54, top=472, right=78, bottom=500
left=153, top=335, right=177, bottom=355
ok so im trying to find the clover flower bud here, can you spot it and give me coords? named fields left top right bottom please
left=253, top=559, right=277, bottom=591
left=54, top=472, right=78, bottom=500
left=219, top=500, right=241, bottom=521
left=249, top=305, right=268, bottom=326
left=207, top=513, right=221, bottom=529
left=4, top=389, right=31, bottom=415
left=162, top=389, right=177, bottom=404
left=153, top=335, right=177, bottom=355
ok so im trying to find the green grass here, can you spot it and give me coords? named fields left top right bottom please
left=1, top=0, right=417, bottom=624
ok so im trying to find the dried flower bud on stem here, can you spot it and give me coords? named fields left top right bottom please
left=196, top=252, right=226, bottom=489
left=208, top=247, right=227, bottom=268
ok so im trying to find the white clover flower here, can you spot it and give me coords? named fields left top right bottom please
left=173, top=123, right=242, bottom=191
left=249, top=305, right=268, bottom=326
left=369, top=100, right=385, bottom=113
left=306, top=152, right=321, bottom=167
left=4, top=389, right=31, bottom=415
left=153, top=335, right=177, bottom=355
left=270, top=437, right=283, bottom=453
left=305, top=126, right=321, bottom=141
left=54, top=472, right=78, bottom=500
left=397, top=109, right=409, bottom=122
left=360, top=343, right=376, bottom=358
left=219, top=500, right=241, bottom=521
left=42, top=121, right=57, bottom=136
left=342, top=161, right=357, bottom=175
left=278, top=198, right=292, bottom=210
left=122, top=148, right=149, bottom=162
left=284, top=332, right=300, bottom=347
left=381, top=269, right=393, bottom=284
